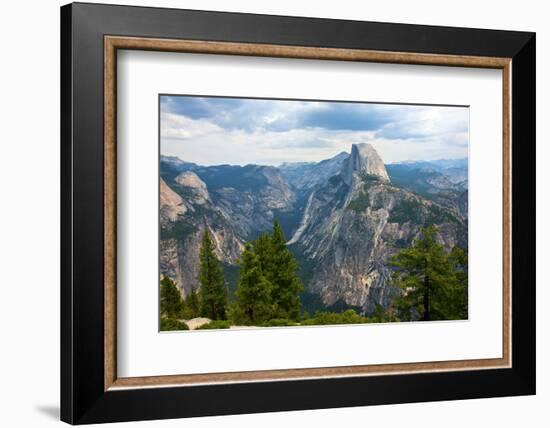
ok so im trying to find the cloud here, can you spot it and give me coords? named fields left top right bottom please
left=301, top=103, right=394, bottom=131
left=161, top=97, right=394, bottom=133
left=161, top=112, right=221, bottom=139
left=161, top=96, right=313, bottom=132
left=161, top=96, right=240, bottom=120
left=160, top=95, right=469, bottom=165
left=377, top=106, right=468, bottom=140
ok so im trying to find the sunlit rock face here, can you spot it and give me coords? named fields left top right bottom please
left=160, top=178, right=186, bottom=222
left=288, top=144, right=465, bottom=314
left=342, top=143, right=391, bottom=185
left=159, top=145, right=467, bottom=314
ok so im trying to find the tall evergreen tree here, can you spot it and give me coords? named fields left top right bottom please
left=269, top=220, right=303, bottom=320
left=235, top=243, right=272, bottom=324
left=448, top=246, right=469, bottom=319
left=198, top=228, right=227, bottom=320
left=183, top=286, right=201, bottom=319
left=160, top=276, right=184, bottom=318
left=253, top=232, right=274, bottom=275
left=391, top=225, right=467, bottom=321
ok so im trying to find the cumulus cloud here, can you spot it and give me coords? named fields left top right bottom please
left=160, top=95, right=469, bottom=165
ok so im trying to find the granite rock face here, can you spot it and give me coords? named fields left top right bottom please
left=287, top=144, right=466, bottom=313
left=174, top=171, right=209, bottom=205
left=342, top=143, right=391, bottom=185
left=159, top=220, right=244, bottom=298
left=279, top=152, right=348, bottom=193
left=160, top=178, right=186, bottom=222
left=159, top=145, right=467, bottom=313
left=159, top=162, right=296, bottom=296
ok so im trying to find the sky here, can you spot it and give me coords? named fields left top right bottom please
left=160, top=95, right=469, bottom=166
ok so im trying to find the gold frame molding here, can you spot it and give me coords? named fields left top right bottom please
left=104, top=36, right=512, bottom=391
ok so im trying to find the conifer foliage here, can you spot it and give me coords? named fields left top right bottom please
left=183, top=286, right=201, bottom=319
left=391, top=225, right=468, bottom=321
left=234, top=220, right=303, bottom=324
left=159, top=222, right=468, bottom=331
left=160, top=276, right=184, bottom=318
left=234, top=243, right=272, bottom=324
left=198, top=228, right=228, bottom=320
left=268, top=221, right=303, bottom=320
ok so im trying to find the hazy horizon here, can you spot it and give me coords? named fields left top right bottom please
left=161, top=95, right=469, bottom=166
left=161, top=151, right=468, bottom=169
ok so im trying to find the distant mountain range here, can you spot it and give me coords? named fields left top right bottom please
left=160, top=144, right=468, bottom=315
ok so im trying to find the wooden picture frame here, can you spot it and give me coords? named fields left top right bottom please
left=61, top=2, right=535, bottom=424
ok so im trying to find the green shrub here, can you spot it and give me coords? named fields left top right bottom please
left=160, top=317, right=189, bottom=331
left=388, top=198, right=424, bottom=224
left=181, top=288, right=201, bottom=319
left=196, top=320, right=231, bottom=330
left=227, top=302, right=248, bottom=325
left=160, top=219, right=196, bottom=241
left=261, top=318, right=297, bottom=327
left=347, top=192, right=371, bottom=212
left=301, top=310, right=368, bottom=326
left=160, top=276, right=185, bottom=318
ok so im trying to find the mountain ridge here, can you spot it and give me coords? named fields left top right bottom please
left=160, top=145, right=467, bottom=313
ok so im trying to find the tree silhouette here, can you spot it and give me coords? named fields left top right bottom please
left=268, top=220, right=303, bottom=320
left=391, top=225, right=467, bottom=321
left=235, top=243, right=272, bottom=324
left=183, top=286, right=200, bottom=319
left=160, top=276, right=184, bottom=318
left=198, top=228, right=227, bottom=320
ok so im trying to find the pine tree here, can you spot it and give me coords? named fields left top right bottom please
left=253, top=232, right=274, bottom=275
left=391, top=225, right=467, bottom=321
left=235, top=243, right=272, bottom=324
left=269, top=220, right=303, bottom=320
left=448, top=246, right=469, bottom=319
left=182, top=286, right=200, bottom=319
left=160, top=276, right=184, bottom=318
left=198, top=228, right=227, bottom=320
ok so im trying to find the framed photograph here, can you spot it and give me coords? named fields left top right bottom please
left=60, top=2, right=535, bottom=424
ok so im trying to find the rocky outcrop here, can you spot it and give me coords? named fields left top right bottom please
left=200, top=165, right=297, bottom=239
left=174, top=171, right=210, bottom=205
left=279, top=152, right=348, bottom=192
left=385, top=161, right=469, bottom=221
left=342, top=143, right=390, bottom=185
left=258, top=166, right=295, bottom=209
left=159, top=163, right=296, bottom=296
left=160, top=178, right=186, bottom=222
left=159, top=176, right=243, bottom=297
left=160, top=220, right=244, bottom=298
left=160, top=145, right=467, bottom=312
left=289, top=144, right=466, bottom=314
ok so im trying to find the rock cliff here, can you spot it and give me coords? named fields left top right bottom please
left=159, top=146, right=467, bottom=313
